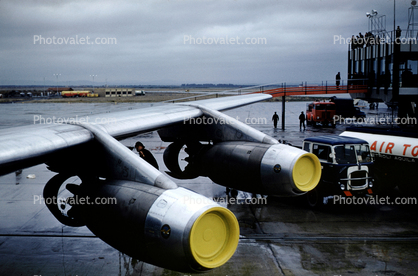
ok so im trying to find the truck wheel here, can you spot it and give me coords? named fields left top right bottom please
left=306, top=188, right=322, bottom=208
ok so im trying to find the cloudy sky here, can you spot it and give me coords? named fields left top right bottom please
left=0, top=0, right=414, bottom=86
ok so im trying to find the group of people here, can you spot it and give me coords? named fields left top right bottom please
left=272, top=111, right=306, bottom=131
left=351, top=26, right=402, bottom=50
left=351, top=32, right=380, bottom=49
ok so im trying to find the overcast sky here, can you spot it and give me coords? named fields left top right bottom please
left=0, top=0, right=414, bottom=86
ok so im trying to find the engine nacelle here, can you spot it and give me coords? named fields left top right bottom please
left=44, top=176, right=239, bottom=272
left=165, top=141, right=321, bottom=196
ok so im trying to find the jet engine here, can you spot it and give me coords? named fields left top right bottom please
left=43, top=174, right=239, bottom=272
left=164, top=141, right=321, bottom=196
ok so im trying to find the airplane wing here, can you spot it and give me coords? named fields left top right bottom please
left=0, top=94, right=270, bottom=176
left=0, top=93, right=321, bottom=272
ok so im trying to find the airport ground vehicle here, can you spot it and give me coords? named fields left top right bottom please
left=62, top=91, right=98, bottom=97
left=330, top=96, right=366, bottom=119
left=302, top=135, right=374, bottom=207
left=342, top=127, right=418, bottom=193
left=306, top=101, right=336, bottom=127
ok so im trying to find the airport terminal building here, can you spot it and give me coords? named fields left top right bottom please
left=96, top=88, right=135, bottom=97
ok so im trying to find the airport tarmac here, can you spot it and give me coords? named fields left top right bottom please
left=0, top=101, right=417, bottom=275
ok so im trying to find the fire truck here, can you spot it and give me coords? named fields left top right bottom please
left=306, top=101, right=336, bottom=127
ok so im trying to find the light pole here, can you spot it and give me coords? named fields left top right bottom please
left=53, top=74, right=61, bottom=95
left=90, top=74, right=97, bottom=93
left=394, top=0, right=396, bottom=41
left=366, top=9, right=379, bottom=35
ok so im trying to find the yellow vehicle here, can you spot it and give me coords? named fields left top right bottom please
left=62, top=91, right=98, bottom=97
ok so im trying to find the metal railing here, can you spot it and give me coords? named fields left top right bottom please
left=163, top=79, right=369, bottom=103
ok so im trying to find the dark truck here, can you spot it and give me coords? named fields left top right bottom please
left=329, top=96, right=366, bottom=120
left=302, top=135, right=374, bottom=207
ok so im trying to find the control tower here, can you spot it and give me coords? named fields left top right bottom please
left=348, top=3, right=418, bottom=124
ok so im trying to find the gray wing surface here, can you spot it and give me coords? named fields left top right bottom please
left=0, top=94, right=271, bottom=175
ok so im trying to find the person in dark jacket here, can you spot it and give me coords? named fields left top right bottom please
left=135, top=141, right=159, bottom=169
left=299, top=111, right=306, bottom=131
left=336, top=72, right=341, bottom=89
left=272, top=112, right=279, bottom=128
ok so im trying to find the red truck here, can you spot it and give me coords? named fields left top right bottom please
left=306, top=101, right=336, bottom=127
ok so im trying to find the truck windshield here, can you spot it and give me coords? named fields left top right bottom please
left=334, top=144, right=371, bottom=164
left=354, top=144, right=371, bottom=163
left=315, top=104, right=336, bottom=110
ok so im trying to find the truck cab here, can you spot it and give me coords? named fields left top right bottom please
left=306, top=102, right=336, bottom=127
left=329, top=96, right=366, bottom=119
left=302, top=135, right=374, bottom=207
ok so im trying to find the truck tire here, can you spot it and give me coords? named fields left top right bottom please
left=306, top=188, right=322, bottom=208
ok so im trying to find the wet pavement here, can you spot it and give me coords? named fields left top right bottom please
left=0, top=101, right=417, bottom=276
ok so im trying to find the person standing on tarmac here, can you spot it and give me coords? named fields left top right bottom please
left=134, top=141, right=159, bottom=169
left=272, top=112, right=279, bottom=128
left=299, top=111, right=306, bottom=131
